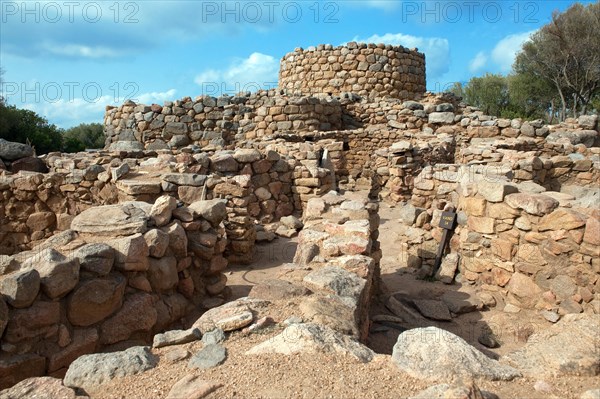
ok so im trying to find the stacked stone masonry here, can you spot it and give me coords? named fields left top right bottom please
left=1, top=42, right=599, bottom=390
left=279, top=43, right=426, bottom=99
left=0, top=198, right=229, bottom=388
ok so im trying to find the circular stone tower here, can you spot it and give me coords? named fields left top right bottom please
left=279, top=42, right=426, bottom=99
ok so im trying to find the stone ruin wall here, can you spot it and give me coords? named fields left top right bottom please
left=104, top=93, right=343, bottom=151
left=393, top=164, right=599, bottom=316
left=0, top=147, right=340, bottom=264
left=278, top=43, right=426, bottom=99
left=2, top=41, right=600, bottom=389
left=292, top=191, right=381, bottom=343
left=0, top=198, right=229, bottom=388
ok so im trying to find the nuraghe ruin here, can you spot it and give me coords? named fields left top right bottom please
left=0, top=43, right=599, bottom=397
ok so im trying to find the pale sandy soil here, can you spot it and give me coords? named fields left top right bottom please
left=83, top=203, right=599, bottom=399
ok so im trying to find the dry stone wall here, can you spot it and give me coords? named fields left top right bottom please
left=0, top=198, right=229, bottom=388
left=279, top=43, right=426, bottom=99
left=104, top=93, right=342, bottom=151
left=395, top=165, right=599, bottom=316
left=292, top=191, right=381, bottom=342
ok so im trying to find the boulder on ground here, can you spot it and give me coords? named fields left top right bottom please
left=63, top=346, right=158, bottom=390
left=505, top=314, right=600, bottom=377
left=246, top=323, right=374, bottom=363
left=391, top=326, right=520, bottom=381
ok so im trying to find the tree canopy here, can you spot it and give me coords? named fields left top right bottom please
left=454, top=2, right=600, bottom=122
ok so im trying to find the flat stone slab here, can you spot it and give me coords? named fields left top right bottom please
left=0, top=376, right=86, bottom=399
left=412, top=299, right=452, bottom=321
left=166, top=375, right=222, bottom=399
left=392, top=327, right=521, bottom=381
left=153, top=328, right=201, bottom=348
left=246, top=323, right=374, bottom=363
left=188, top=344, right=227, bottom=370
left=64, top=346, right=157, bottom=390
left=505, top=314, right=600, bottom=378
left=116, top=179, right=162, bottom=195
left=303, top=265, right=365, bottom=302
left=71, top=202, right=150, bottom=236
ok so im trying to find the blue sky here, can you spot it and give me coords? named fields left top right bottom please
left=0, top=0, right=589, bottom=128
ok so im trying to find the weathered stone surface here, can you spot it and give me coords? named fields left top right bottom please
left=161, top=221, right=188, bottom=258
left=409, top=379, right=497, bottom=399
left=162, top=173, right=207, bottom=187
left=210, top=153, right=238, bottom=172
left=201, top=329, right=226, bottom=345
left=100, top=293, right=157, bottom=344
left=67, top=275, right=126, bottom=327
left=233, top=149, right=261, bottom=163
left=467, top=216, right=494, bottom=234
left=149, top=195, right=178, bottom=227
left=0, top=354, right=47, bottom=391
left=299, top=295, right=357, bottom=336
left=507, top=273, right=542, bottom=303
left=578, top=114, right=598, bottom=130
left=153, top=328, right=201, bottom=348
left=0, top=298, right=7, bottom=338
left=581, top=389, right=600, bottom=399
left=412, top=299, right=452, bottom=321
left=0, top=139, right=34, bottom=161
left=583, top=217, right=600, bottom=245
left=392, top=327, right=520, bottom=381
left=538, top=209, right=587, bottom=231
left=303, top=265, right=365, bottom=302
left=106, top=233, right=149, bottom=271
left=3, top=301, right=60, bottom=343
left=0, top=376, right=86, bottom=399
left=441, top=291, right=481, bottom=314
left=72, top=202, right=149, bottom=236
left=0, top=268, right=40, bottom=308
left=193, top=299, right=262, bottom=333
left=116, top=179, right=162, bottom=195
left=280, top=215, right=303, bottom=230
left=147, top=256, right=178, bottom=292
left=48, top=329, right=99, bottom=373
left=429, top=112, right=455, bottom=124
left=64, top=346, right=158, bottom=390
left=73, top=243, right=115, bottom=276
left=506, top=314, right=600, bottom=377
left=477, top=181, right=517, bottom=203
left=436, top=253, right=459, bottom=284
left=505, top=193, right=559, bottom=216
left=246, top=323, right=374, bottom=363
left=11, top=156, right=49, bottom=173
left=166, top=375, right=222, bottom=399
left=111, top=163, right=130, bottom=181
left=188, top=344, right=227, bottom=369
left=26, top=248, right=79, bottom=299
left=188, top=199, right=227, bottom=226
left=26, top=212, right=56, bottom=232
left=249, top=279, right=309, bottom=301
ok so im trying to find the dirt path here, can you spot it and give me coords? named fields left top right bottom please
left=87, top=202, right=599, bottom=399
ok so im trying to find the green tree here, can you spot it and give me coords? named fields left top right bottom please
left=505, top=72, right=556, bottom=121
left=0, top=102, right=64, bottom=155
left=514, top=2, right=600, bottom=118
left=62, top=123, right=105, bottom=152
left=462, top=73, right=509, bottom=116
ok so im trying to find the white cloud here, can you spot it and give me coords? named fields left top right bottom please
left=44, top=43, right=122, bottom=58
left=351, top=33, right=450, bottom=79
left=491, top=31, right=535, bottom=72
left=194, top=52, right=279, bottom=95
left=469, top=51, right=488, bottom=73
left=136, top=89, right=178, bottom=105
left=24, top=89, right=177, bottom=128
